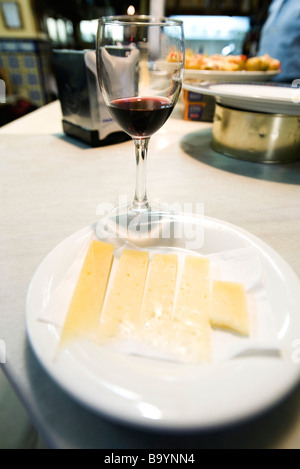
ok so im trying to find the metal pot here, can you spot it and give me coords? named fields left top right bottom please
left=211, top=103, right=300, bottom=164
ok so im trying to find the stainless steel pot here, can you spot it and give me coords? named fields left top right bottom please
left=211, top=103, right=300, bottom=164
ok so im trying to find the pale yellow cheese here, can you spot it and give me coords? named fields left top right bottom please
left=173, top=255, right=211, bottom=319
left=99, top=249, right=149, bottom=340
left=140, top=253, right=178, bottom=323
left=210, top=280, right=249, bottom=336
left=171, top=314, right=211, bottom=362
left=171, top=255, right=211, bottom=361
left=59, top=240, right=114, bottom=347
left=139, top=314, right=211, bottom=363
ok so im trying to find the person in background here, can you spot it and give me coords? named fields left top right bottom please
left=257, top=0, right=300, bottom=83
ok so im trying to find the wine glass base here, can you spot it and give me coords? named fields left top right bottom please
left=96, top=203, right=175, bottom=245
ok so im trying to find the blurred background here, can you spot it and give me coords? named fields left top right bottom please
left=0, top=0, right=272, bottom=126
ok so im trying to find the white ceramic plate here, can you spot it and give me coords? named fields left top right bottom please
left=184, top=69, right=281, bottom=82
left=183, top=82, right=300, bottom=115
left=26, top=216, right=300, bottom=430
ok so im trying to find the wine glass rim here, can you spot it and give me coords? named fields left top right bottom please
left=98, top=15, right=183, bottom=27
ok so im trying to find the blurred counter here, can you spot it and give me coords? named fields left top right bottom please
left=1, top=100, right=300, bottom=449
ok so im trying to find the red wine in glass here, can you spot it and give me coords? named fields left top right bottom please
left=96, top=16, right=184, bottom=237
left=108, top=96, right=174, bottom=138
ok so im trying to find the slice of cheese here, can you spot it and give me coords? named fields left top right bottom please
left=99, top=249, right=149, bottom=340
left=140, top=253, right=178, bottom=323
left=171, top=314, right=212, bottom=362
left=173, top=255, right=211, bottom=319
left=139, top=315, right=211, bottom=363
left=210, top=280, right=249, bottom=336
left=172, top=255, right=211, bottom=361
left=59, top=240, right=114, bottom=347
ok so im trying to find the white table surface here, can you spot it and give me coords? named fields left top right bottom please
left=1, top=100, right=300, bottom=449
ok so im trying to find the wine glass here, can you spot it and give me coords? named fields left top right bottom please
left=96, top=15, right=184, bottom=240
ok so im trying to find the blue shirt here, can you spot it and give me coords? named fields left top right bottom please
left=258, top=0, right=300, bottom=83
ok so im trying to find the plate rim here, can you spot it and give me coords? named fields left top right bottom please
left=183, top=82, right=295, bottom=101
left=25, top=216, right=300, bottom=431
left=184, top=69, right=281, bottom=76
left=182, top=81, right=300, bottom=115
left=183, top=69, right=281, bottom=83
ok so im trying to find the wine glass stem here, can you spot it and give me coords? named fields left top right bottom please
left=132, top=137, right=150, bottom=212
